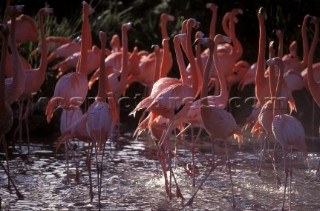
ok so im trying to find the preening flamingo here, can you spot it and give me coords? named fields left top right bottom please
left=45, top=1, right=91, bottom=123
left=185, top=35, right=242, bottom=208
left=267, top=57, right=308, bottom=211
left=0, top=22, right=24, bottom=199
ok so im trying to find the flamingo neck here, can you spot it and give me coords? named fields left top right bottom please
left=174, top=37, right=187, bottom=85
left=255, top=14, right=267, bottom=104
left=97, top=36, right=106, bottom=102
left=77, top=8, right=90, bottom=75
left=268, top=43, right=276, bottom=98
left=159, top=39, right=169, bottom=78
left=120, top=27, right=129, bottom=91
left=153, top=48, right=161, bottom=83
left=209, top=6, right=217, bottom=40
left=300, top=15, right=309, bottom=69
left=200, top=43, right=214, bottom=106
left=277, top=33, right=283, bottom=58
left=214, top=43, right=228, bottom=107
left=273, top=61, right=284, bottom=117
left=230, top=10, right=243, bottom=60
left=307, top=19, right=320, bottom=105
left=186, top=20, right=198, bottom=96
left=160, top=16, right=169, bottom=40
left=38, top=12, right=48, bottom=77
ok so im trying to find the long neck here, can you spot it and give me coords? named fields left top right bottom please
left=200, top=44, right=214, bottom=106
left=159, top=39, right=169, bottom=78
left=37, top=12, right=48, bottom=77
left=273, top=61, right=284, bottom=117
left=195, top=32, right=203, bottom=78
left=0, top=32, right=8, bottom=109
left=153, top=47, right=161, bottom=83
left=186, top=20, right=199, bottom=96
left=255, top=13, right=267, bottom=104
left=160, top=15, right=169, bottom=41
left=76, top=7, right=90, bottom=75
left=268, top=43, right=276, bottom=98
left=120, top=27, right=129, bottom=90
left=300, top=15, right=309, bottom=69
left=229, top=10, right=243, bottom=61
left=277, top=32, right=283, bottom=58
left=307, top=19, right=320, bottom=106
left=222, top=12, right=231, bottom=37
left=209, top=5, right=217, bottom=40
left=174, top=36, right=187, bottom=85
left=214, top=42, right=228, bottom=107
left=97, top=36, right=106, bottom=102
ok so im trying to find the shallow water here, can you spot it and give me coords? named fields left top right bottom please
left=1, top=130, right=320, bottom=210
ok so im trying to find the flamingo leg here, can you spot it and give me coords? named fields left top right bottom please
left=0, top=159, right=24, bottom=199
left=225, top=140, right=236, bottom=208
left=268, top=142, right=281, bottom=188
left=86, top=142, right=94, bottom=202
left=258, top=133, right=268, bottom=176
left=282, top=149, right=288, bottom=211
left=184, top=138, right=216, bottom=207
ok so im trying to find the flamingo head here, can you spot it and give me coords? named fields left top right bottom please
left=122, top=22, right=132, bottom=32
left=266, top=57, right=283, bottom=69
left=174, top=33, right=187, bottom=45
left=206, top=3, right=218, bottom=12
left=193, top=37, right=214, bottom=49
left=161, top=13, right=175, bottom=22
left=214, top=34, right=231, bottom=45
left=39, top=8, right=53, bottom=16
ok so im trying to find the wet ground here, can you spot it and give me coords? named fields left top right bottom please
left=1, top=129, right=320, bottom=210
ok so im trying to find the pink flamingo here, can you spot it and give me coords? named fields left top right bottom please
left=54, top=45, right=109, bottom=78
left=56, top=31, right=118, bottom=204
left=126, top=13, right=175, bottom=87
left=30, top=35, right=72, bottom=57
left=14, top=7, right=53, bottom=151
left=45, top=1, right=91, bottom=123
left=46, top=39, right=81, bottom=64
left=0, top=21, right=24, bottom=199
left=185, top=36, right=242, bottom=208
left=4, top=5, right=26, bottom=106
left=266, top=57, right=308, bottom=211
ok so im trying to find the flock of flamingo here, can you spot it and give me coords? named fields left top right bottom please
left=1, top=0, right=320, bottom=209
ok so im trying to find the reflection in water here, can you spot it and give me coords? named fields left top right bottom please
left=1, top=131, right=320, bottom=210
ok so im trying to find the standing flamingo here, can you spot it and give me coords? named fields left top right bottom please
left=185, top=36, right=242, bottom=208
left=0, top=22, right=24, bottom=199
left=46, top=1, right=91, bottom=123
left=267, top=57, right=308, bottom=211
left=14, top=7, right=53, bottom=152
left=56, top=30, right=118, bottom=205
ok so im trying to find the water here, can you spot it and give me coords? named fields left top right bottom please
left=1, top=130, right=320, bottom=210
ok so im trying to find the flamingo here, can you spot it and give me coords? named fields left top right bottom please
left=4, top=5, right=26, bottom=106
left=30, top=35, right=72, bottom=57
left=46, top=38, right=81, bottom=64
left=126, top=13, right=175, bottom=87
left=185, top=36, right=242, bottom=208
left=266, top=57, right=308, bottom=211
left=45, top=1, right=91, bottom=123
left=0, top=22, right=24, bottom=200
left=14, top=7, right=53, bottom=152
left=54, top=45, right=109, bottom=78
left=56, top=30, right=118, bottom=205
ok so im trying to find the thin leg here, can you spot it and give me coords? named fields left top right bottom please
left=0, top=161, right=24, bottom=199
left=225, top=141, right=236, bottom=208
left=282, top=150, right=288, bottom=211
left=184, top=139, right=216, bottom=207
left=258, top=134, right=268, bottom=176
left=87, top=142, right=94, bottom=202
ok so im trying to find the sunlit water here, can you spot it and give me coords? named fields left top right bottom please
left=1, top=130, right=320, bottom=210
